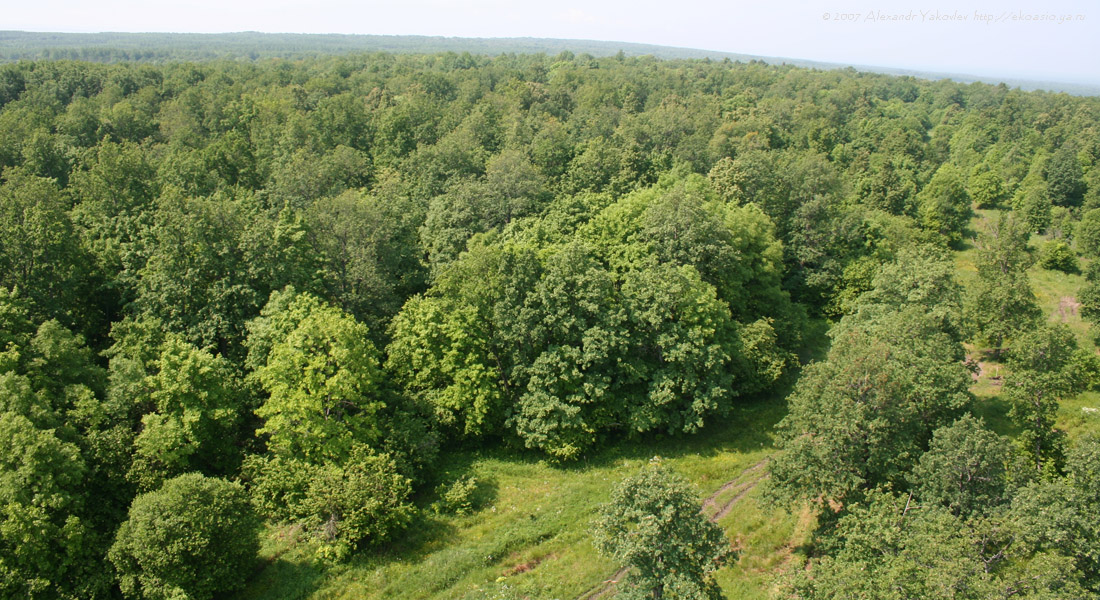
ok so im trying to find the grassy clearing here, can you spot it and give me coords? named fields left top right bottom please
left=235, top=396, right=813, bottom=600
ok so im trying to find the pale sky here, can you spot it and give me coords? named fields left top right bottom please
left=4, top=0, right=1098, bottom=85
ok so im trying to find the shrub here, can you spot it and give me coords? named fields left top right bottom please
left=109, top=473, right=259, bottom=600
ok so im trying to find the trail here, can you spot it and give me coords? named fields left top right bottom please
left=573, top=457, right=770, bottom=600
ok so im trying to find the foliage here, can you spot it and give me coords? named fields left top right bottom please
left=910, top=414, right=1011, bottom=518
left=593, top=461, right=729, bottom=600
left=433, top=474, right=480, bottom=515
left=769, top=305, right=971, bottom=506
left=109, top=473, right=259, bottom=600
left=964, top=214, right=1041, bottom=352
left=1004, top=324, right=1082, bottom=474
left=1038, top=240, right=1078, bottom=273
left=252, top=291, right=385, bottom=462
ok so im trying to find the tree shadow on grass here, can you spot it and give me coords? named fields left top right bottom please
left=234, top=556, right=325, bottom=600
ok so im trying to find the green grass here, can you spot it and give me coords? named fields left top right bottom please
left=234, top=398, right=807, bottom=600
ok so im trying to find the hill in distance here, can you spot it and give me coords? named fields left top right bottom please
left=1, top=30, right=1097, bottom=96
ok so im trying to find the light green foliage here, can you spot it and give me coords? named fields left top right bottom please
left=434, top=474, right=480, bottom=515
left=253, top=291, right=384, bottom=462
left=969, top=167, right=1007, bottom=209
left=386, top=240, right=539, bottom=438
left=128, top=336, right=242, bottom=490
left=109, top=473, right=259, bottom=600
left=1038, top=240, right=1078, bottom=273
left=299, top=447, right=415, bottom=560
left=593, top=461, right=729, bottom=600
left=0, top=411, right=95, bottom=600
left=917, top=164, right=972, bottom=246
left=245, top=447, right=416, bottom=560
left=911, top=414, right=1011, bottom=518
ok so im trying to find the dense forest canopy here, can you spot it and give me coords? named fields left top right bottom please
left=2, top=50, right=1100, bottom=598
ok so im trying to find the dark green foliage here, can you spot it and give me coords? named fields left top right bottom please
left=1077, top=209, right=1100, bottom=258
left=1004, top=324, right=1082, bottom=474
left=593, top=462, right=729, bottom=599
left=0, top=168, right=99, bottom=335
left=769, top=307, right=971, bottom=505
left=911, top=415, right=1011, bottom=518
left=1046, top=148, right=1085, bottom=207
left=917, top=164, right=972, bottom=246
left=783, top=490, right=1000, bottom=599
left=965, top=214, right=1042, bottom=352
left=109, top=473, right=259, bottom=600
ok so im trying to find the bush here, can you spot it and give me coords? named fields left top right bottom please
left=109, top=473, right=259, bottom=600
left=248, top=446, right=415, bottom=561
left=302, top=447, right=416, bottom=560
left=434, top=474, right=480, bottom=515
left=593, top=460, right=730, bottom=599
left=1039, top=240, right=1078, bottom=273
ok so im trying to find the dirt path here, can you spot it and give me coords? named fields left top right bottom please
left=573, top=457, right=771, bottom=600
left=1058, top=296, right=1081, bottom=322
left=576, top=566, right=630, bottom=600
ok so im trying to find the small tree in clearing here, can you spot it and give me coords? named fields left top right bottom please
left=593, top=460, right=730, bottom=600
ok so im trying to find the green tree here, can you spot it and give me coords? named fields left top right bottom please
left=1004, top=324, right=1082, bottom=474
left=1038, top=240, right=1078, bottom=274
left=109, top=473, right=259, bottom=600
left=593, top=461, right=729, bottom=600
left=911, top=414, right=1011, bottom=518
left=0, top=168, right=98, bottom=335
left=968, top=167, right=1006, bottom=209
left=965, top=215, right=1041, bottom=353
left=0, top=411, right=98, bottom=599
left=917, top=164, right=972, bottom=246
left=253, top=291, right=384, bottom=462
left=128, top=336, right=243, bottom=491
left=769, top=307, right=971, bottom=506
left=1045, top=148, right=1085, bottom=207
left=783, top=490, right=998, bottom=599
left=298, top=445, right=415, bottom=560
left=1079, top=209, right=1100, bottom=258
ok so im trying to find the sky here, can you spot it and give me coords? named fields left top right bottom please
left=5, top=0, right=1098, bottom=85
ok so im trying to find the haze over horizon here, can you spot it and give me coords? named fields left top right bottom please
left=5, top=0, right=1098, bottom=86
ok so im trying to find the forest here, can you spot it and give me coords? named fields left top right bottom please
left=1, top=49, right=1100, bottom=599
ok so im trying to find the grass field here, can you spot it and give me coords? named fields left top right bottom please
left=235, top=395, right=810, bottom=600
